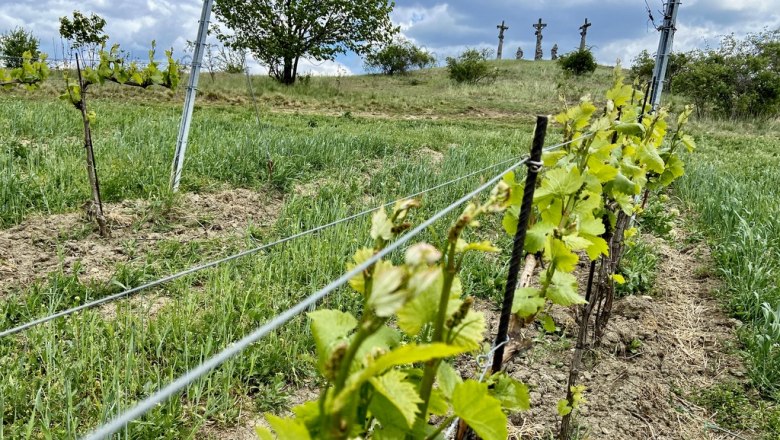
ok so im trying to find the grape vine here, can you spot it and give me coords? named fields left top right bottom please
left=256, top=186, right=530, bottom=440
left=254, top=66, right=695, bottom=439
left=500, top=66, right=694, bottom=439
left=0, top=51, right=49, bottom=89
left=59, top=42, right=180, bottom=236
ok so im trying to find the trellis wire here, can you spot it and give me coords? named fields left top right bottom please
left=83, top=156, right=529, bottom=439
left=83, top=133, right=592, bottom=439
left=0, top=153, right=521, bottom=339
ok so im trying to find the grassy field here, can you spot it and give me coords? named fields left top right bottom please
left=1, top=60, right=779, bottom=438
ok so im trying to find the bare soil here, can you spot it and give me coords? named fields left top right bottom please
left=0, top=188, right=282, bottom=296
left=477, top=230, right=750, bottom=440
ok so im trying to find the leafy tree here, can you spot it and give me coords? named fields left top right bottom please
left=59, top=11, right=109, bottom=63
left=0, top=28, right=40, bottom=68
left=213, top=0, right=397, bottom=85
left=558, top=49, right=597, bottom=76
left=446, top=48, right=496, bottom=84
left=630, top=49, right=688, bottom=93
left=365, top=38, right=435, bottom=75
left=673, top=29, right=780, bottom=118
left=59, top=11, right=108, bottom=49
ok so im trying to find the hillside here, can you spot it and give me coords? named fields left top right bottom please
left=1, top=60, right=779, bottom=439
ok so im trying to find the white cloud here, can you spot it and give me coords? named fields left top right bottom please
left=246, top=55, right=352, bottom=77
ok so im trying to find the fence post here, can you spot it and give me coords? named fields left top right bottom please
left=491, top=115, right=548, bottom=373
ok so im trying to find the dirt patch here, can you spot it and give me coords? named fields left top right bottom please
left=490, top=230, right=749, bottom=439
left=417, top=146, right=445, bottom=166
left=0, top=188, right=283, bottom=295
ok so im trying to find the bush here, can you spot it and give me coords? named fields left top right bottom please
left=364, top=39, right=435, bottom=75
left=446, top=48, right=496, bottom=84
left=0, top=27, right=40, bottom=68
left=672, top=30, right=780, bottom=118
left=558, top=49, right=597, bottom=76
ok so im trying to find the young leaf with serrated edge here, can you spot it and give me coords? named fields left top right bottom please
left=453, top=380, right=508, bottom=440
left=334, top=343, right=469, bottom=411
left=546, top=271, right=586, bottom=306
left=371, top=207, right=393, bottom=241
left=369, top=370, right=422, bottom=428
left=489, top=372, right=531, bottom=411
left=256, top=414, right=312, bottom=440
left=436, top=361, right=462, bottom=399
left=512, top=287, right=545, bottom=318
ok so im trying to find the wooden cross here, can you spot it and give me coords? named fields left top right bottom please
left=497, top=20, right=509, bottom=38
left=579, top=18, right=592, bottom=50
left=533, top=18, right=547, bottom=36
left=496, top=20, right=509, bottom=59
left=533, top=18, right=546, bottom=60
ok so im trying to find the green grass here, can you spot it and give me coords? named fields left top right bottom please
left=1, top=59, right=778, bottom=438
left=675, top=119, right=780, bottom=399
left=1, top=62, right=554, bottom=436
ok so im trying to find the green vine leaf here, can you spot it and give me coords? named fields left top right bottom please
left=489, top=373, right=531, bottom=411
left=448, top=309, right=486, bottom=350
left=257, top=414, right=312, bottom=440
left=512, top=287, right=545, bottom=318
left=308, top=310, right=356, bottom=370
left=546, top=271, right=586, bottom=306
left=546, top=238, right=579, bottom=273
left=369, top=265, right=407, bottom=317
left=534, top=167, right=586, bottom=203
left=453, top=380, right=508, bottom=440
left=436, top=361, right=462, bottom=399
left=371, top=207, right=394, bottom=240
left=369, top=370, right=422, bottom=428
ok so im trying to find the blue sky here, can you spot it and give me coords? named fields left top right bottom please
left=2, top=0, right=779, bottom=75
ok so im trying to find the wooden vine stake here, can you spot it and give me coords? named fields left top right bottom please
left=74, top=54, right=109, bottom=237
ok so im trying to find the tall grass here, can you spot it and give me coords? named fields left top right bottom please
left=676, top=123, right=780, bottom=398
left=0, top=100, right=533, bottom=436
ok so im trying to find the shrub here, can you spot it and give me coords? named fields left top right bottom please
left=630, top=49, right=688, bottom=93
left=0, top=27, right=40, bottom=68
left=446, top=48, right=496, bottom=84
left=672, top=29, right=780, bottom=118
left=365, top=39, right=435, bottom=75
left=558, top=49, right=597, bottom=76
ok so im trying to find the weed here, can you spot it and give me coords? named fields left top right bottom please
left=616, top=238, right=659, bottom=297
left=694, top=382, right=780, bottom=438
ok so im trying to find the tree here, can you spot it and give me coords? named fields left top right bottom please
left=558, top=49, right=597, bottom=76
left=446, top=49, right=497, bottom=84
left=0, top=28, right=40, bottom=68
left=59, top=11, right=109, bottom=62
left=630, top=49, right=688, bottom=93
left=213, top=0, right=397, bottom=85
left=365, top=38, right=435, bottom=75
left=673, top=29, right=780, bottom=118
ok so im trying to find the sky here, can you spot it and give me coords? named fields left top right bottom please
left=1, top=0, right=779, bottom=75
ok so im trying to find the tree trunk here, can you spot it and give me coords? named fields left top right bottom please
left=75, top=56, right=108, bottom=237
left=282, top=57, right=295, bottom=85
